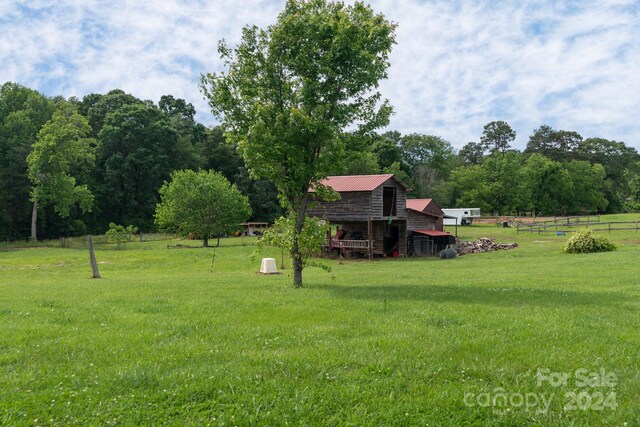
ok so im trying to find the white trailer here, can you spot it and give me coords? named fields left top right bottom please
left=443, top=208, right=481, bottom=226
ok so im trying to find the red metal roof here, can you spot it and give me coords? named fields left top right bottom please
left=412, top=229, right=451, bottom=237
left=317, top=174, right=407, bottom=192
left=407, top=198, right=445, bottom=218
left=406, top=199, right=433, bottom=213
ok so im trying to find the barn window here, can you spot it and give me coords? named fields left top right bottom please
left=383, top=187, right=397, bottom=216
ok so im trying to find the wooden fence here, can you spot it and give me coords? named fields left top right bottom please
left=517, top=218, right=640, bottom=234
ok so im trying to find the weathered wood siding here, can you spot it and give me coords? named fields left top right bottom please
left=307, top=192, right=372, bottom=221
left=407, top=210, right=436, bottom=231
left=370, top=178, right=407, bottom=220
left=423, top=200, right=444, bottom=218
left=368, top=221, right=407, bottom=256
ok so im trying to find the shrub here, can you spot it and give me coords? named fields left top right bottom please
left=106, top=223, right=138, bottom=249
left=563, top=229, right=616, bottom=254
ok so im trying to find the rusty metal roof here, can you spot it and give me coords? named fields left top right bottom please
left=318, top=174, right=406, bottom=192
left=412, top=229, right=451, bottom=237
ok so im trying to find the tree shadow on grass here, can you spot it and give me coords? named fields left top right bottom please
left=315, top=283, right=627, bottom=309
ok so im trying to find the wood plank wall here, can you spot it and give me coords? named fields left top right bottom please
left=307, top=192, right=372, bottom=221
left=407, top=210, right=437, bottom=231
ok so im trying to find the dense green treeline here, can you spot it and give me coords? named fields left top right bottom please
left=345, top=121, right=640, bottom=216
left=1, top=82, right=638, bottom=240
left=0, top=82, right=281, bottom=240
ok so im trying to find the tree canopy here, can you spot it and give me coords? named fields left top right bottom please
left=0, top=83, right=54, bottom=239
left=480, top=121, right=516, bottom=154
left=26, top=103, right=95, bottom=240
left=155, top=169, right=251, bottom=247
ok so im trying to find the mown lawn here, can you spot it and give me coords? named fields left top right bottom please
left=1, top=216, right=639, bottom=426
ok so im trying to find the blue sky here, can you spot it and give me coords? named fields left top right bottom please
left=1, top=0, right=638, bottom=150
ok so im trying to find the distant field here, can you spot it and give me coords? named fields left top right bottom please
left=1, top=215, right=639, bottom=425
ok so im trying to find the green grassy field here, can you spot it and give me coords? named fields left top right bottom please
left=1, top=216, right=639, bottom=426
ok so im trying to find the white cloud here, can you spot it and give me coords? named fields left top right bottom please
left=0, top=0, right=638, bottom=149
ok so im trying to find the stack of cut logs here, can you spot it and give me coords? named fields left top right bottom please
left=457, top=237, right=518, bottom=254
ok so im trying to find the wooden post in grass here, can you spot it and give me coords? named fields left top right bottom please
left=87, top=235, right=100, bottom=279
left=367, top=217, right=373, bottom=261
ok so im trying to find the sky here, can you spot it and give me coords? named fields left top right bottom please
left=1, top=0, right=639, bottom=150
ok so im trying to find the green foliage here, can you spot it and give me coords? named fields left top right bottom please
left=398, top=133, right=457, bottom=202
left=27, top=102, right=96, bottom=240
left=155, top=169, right=251, bottom=247
left=27, top=103, right=96, bottom=215
left=563, top=229, right=617, bottom=254
left=526, top=125, right=583, bottom=162
left=0, top=82, right=55, bottom=240
left=458, top=141, right=484, bottom=165
left=564, top=160, right=608, bottom=213
left=106, top=222, right=139, bottom=248
left=449, top=164, right=491, bottom=212
left=201, top=0, right=396, bottom=286
left=523, top=153, right=572, bottom=216
left=480, top=120, right=516, bottom=154
left=450, top=152, right=527, bottom=215
left=95, top=101, right=179, bottom=230
left=255, top=215, right=330, bottom=272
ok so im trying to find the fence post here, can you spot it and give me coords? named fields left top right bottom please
left=608, top=223, right=611, bottom=234
left=87, top=235, right=101, bottom=279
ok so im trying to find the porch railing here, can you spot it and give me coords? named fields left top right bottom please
left=324, top=239, right=373, bottom=250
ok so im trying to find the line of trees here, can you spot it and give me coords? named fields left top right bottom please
left=342, top=121, right=640, bottom=217
left=0, top=82, right=281, bottom=241
left=1, top=81, right=639, bottom=241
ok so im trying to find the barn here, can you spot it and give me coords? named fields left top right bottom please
left=406, top=199, right=455, bottom=256
left=307, top=174, right=408, bottom=258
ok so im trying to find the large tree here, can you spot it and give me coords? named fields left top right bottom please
left=577, top=137, right=640, bottom=212
left=450, top=152, right=528, bottom=215
left=27, top=103, right=96, bottom=241
left=480, top=121, right=516, bottom=154
left=458, top=141, right=485, bottom=165
left=201, top=0, right=396, bottom=287
left=155, top=169, right=251, bottom=247
left=525, top=125, right=582, bottom=162
left=399, top=133, right=457, bottom=203
left=0, top=83, right=54, bottom=240
left=95, top=102, right=179, bottom=230
left=522, top=154, right=572, bottom=216
left=564, top=160, right=608, bottom=214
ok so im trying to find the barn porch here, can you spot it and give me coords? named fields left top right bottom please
left=322, top=219, right=407, bottom=259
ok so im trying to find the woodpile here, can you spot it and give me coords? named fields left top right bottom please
left=457, top=237, right=518, bottom=254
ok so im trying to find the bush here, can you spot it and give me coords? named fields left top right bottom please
left=563, top=229, right=616, bottom=254
left=106, top=223, right=138, bottom=249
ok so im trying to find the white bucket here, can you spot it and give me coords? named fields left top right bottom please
left=260, top=258, right=278, bottom=274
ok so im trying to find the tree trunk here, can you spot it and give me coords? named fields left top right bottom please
left=291, top=193, right=309, bottom=288
left=217, top=235, right=220, bottom=247
left=30, top=199, right=38, bottom=242
left=203, top=237, right=209, bottom=247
